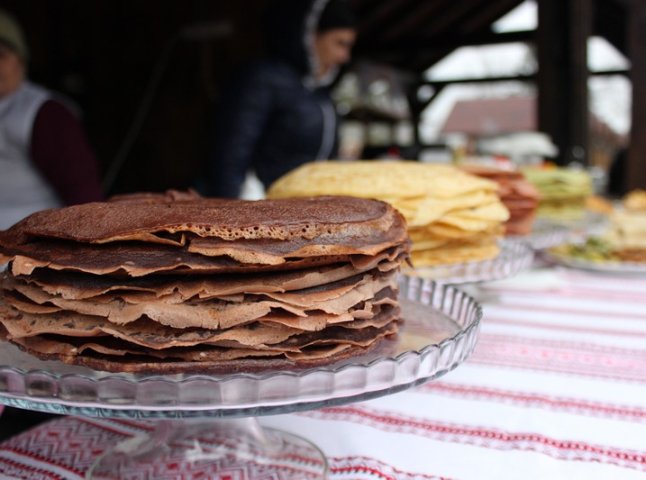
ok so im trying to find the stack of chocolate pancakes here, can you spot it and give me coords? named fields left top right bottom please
left=0, top=195, right=410, bottom=374
left=459, top=164, right=540, bottom=236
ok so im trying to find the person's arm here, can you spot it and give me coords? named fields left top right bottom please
left=31, top=100, right=104, bottom=205
left=205, top=64, right=274, bottom=198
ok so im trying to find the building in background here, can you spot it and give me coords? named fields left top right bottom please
left=439, top=95, right=625, bottom=169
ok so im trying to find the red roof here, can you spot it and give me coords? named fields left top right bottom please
left=441, top=96, right=536, bottom=136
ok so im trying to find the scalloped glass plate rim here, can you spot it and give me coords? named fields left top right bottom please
left=407, top=239, right=534, bottom=283
left=507, top=220, right=571, bottom=250
left=535, top=210, right=608, bottom=230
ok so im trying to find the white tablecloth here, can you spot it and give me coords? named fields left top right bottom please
left=1, top=266, right=645, bottom=479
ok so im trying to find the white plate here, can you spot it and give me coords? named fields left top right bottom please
left=544, top=251, right=646, bottom=276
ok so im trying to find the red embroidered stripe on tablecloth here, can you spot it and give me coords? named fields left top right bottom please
left=303, top=406, right=646, bottom=471
left=328, top=455, right=450, bottom=479
left=488, top=285, right=646, bottom=304
left=483, top=315, right=646, bottom=338
left=558, top=270, right=646, bottom=291
left=486, top=299, right=646, bottom=321
left=468, top=333, right=646, bottom=383
left=418, top=382, right=646, bottom=421
left=0, top=456, right=65, bottom=480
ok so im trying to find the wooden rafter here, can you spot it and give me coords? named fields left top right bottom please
left=353, top=0, right=427, bottom=41
left=358, top=30, right=535, bottom=57
left=376, top=1, right=452, bottom=41
left=458, top=0, right=525, bottom=33
left=407, top=0, right=525, bottom=72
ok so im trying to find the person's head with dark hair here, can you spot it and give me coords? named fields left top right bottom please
left=264, top=0, right=356, bottom=86
left=317, top=0, right=356, bottom=32
left=312, top=0, right=356, bottom=83
left=0, top=9, right=27, bottom=98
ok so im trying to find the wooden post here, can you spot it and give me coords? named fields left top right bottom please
left=406, top=83, right=446, bottom=160
left=537, top=0, right=591, bottom=166
left=627, top=1, right=646, bottom=190
left=407, top=85, right=422, bottom=154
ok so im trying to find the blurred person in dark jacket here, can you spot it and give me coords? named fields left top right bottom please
left=0, top=9, right=103, bottom=229
left=202, top=0, right=356, bottom=198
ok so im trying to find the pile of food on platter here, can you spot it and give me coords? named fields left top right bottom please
left=0, top=194, right=410, bottom=373
left=458, top=163, right=540, bottom=236
left=522, top=167, right=593, bottom=220
left=550, top=189, right=646, bottom=265
left=603, top=208, right=646, bottom=263
left=623, top=189, right=646, bottom=212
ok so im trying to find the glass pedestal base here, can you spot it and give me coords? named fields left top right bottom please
left=86, top=417, right=327, bottom=479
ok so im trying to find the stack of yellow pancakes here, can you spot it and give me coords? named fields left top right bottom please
left=605, top=191, right=646, bottom=263
left=623, top=189, right=646, bottom=212
left=605, top=212, right=646, bottom=263
left=0, top=195, right=410, bottom=373
left=268, top=161, right=509, bottom=267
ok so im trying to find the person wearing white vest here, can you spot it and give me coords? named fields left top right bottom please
left=0, top=9, right=103, bottom=230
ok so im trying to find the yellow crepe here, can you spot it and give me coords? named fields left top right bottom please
left=411, top=242, right=501, bottom=267
left=268, top=161, right=498, bottom=200
left=606, top=211, right=646, bottom=250
left=268, top=161, right=508, bottom=265
left=624, top=190, right=646, bottom=212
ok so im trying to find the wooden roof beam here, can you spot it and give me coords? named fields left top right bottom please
left=592, top=0, right=627, bottom=55
left=417, top=68, right=627, bottom=89
left=367, top=0, right=496, bottom=71
left=357, top=30, right=535, bottom=56
left=405, top=0, right=525, bottom=72
left=626, top=0, right=646, bottom=190
left=458, top=0, right=525, bottom=33
left=353, top=0, right=424, bottom=40
left=376, top=1, right=456, bottom=41
left=404, top=0, right=490, bottom=37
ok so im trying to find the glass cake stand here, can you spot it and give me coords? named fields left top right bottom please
left=537, top=211, right=609, bottom=242
left=0, top=276, right=482, bottom=480
left=507, top=219, right=572, bottom=250
left=407, top=239, right=534, bottom=285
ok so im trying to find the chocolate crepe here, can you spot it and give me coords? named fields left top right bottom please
left=459, top=164, right=540, bottom=236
